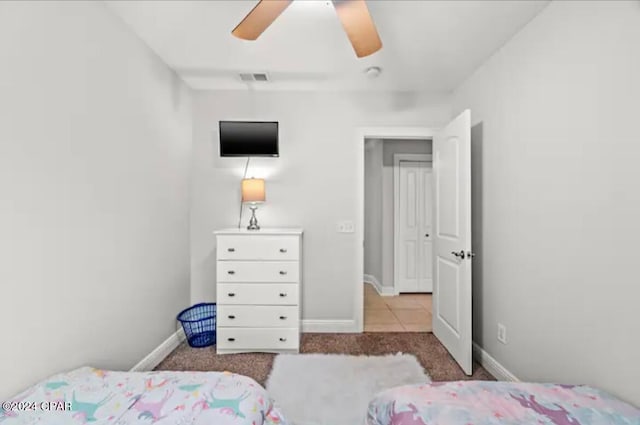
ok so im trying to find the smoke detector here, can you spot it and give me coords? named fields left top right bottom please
left=364, top=66, right=382, bottom=79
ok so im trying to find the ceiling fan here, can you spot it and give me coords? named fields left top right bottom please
left=231, top=0, right=382, bottom=58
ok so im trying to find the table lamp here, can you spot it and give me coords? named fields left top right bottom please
left=242, top=178, right=265, bottom=230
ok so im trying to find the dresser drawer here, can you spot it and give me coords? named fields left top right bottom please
left=217, top=261, right=299, bottom=283
left=217, top=305, right=298, bottom=328
left=217, top=283, right=298, bottom=305
left=217, top=235, right=299, bottom=261
left=217, top=328, right=299, bottom=351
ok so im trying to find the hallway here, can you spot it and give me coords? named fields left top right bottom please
left=363, top=283, right=432, bottom=332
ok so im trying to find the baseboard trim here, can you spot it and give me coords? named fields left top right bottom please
left=363, top=274, right=395, bottom=296
left=302, top=320, right=358, bottom=333
left=472, top=342, right=519, bottom=382
left=130, top=329, right=186, bottom=372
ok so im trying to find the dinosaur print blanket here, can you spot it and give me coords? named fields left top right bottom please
left=1, top=367, right=288, bottom=425
left=367, top=381, right=640, bottom=425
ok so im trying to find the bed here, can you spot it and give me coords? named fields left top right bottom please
left=367, top=381, right=640, bottom=425
left=0, top=367, right=288, bottom=425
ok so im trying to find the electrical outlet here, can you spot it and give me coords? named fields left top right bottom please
left=337, top=221, right=355, bottom=233
left=497, top=323, right=507, bottom=344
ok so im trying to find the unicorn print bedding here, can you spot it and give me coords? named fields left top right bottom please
left=1, top=367, right=288, bottom=425
left=367, top=381, right=640, bottom=425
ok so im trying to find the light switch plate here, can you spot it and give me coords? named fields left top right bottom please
left=337, top=221, right=355, bottom=233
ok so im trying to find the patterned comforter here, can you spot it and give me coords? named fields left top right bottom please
left=367, top=381, right=640, bottom=425
left=1, top=367, right=288, bottom=425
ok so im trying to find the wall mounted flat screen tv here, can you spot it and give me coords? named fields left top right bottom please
left=219, top=121, right=279, bottom=157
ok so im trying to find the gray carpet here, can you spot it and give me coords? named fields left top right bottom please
left=156, top=332, right=495, bottom=385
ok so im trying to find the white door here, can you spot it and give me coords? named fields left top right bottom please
left=433, top=110, right=473, bottom=375
left=398, top=161, right=433, bottom=293
left=418, top=165, right=433, bottom=292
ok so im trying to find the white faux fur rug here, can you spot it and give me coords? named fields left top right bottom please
left=265, top=353, right=430, bottom=425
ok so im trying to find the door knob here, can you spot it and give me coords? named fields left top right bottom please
left=227, top=270, right=235, bottom=275
left=425, top=233, right=429, bottom=237
left=228, top=293, right=236, bottom=297
left=279, top=316, right=287, bottom=320
left=279, top=270, right=288, bottom=275
left=227, top=248, right=235, bottom=252
left=451, top=250, right=466, bottom=259
left=279, top=337, right=287, bottom=342
left=279, top=248, right=287, bottom=253
left=279, top=293, right=287, bottom=297
left=228, top=315, right=236, bottom=319
left=227, top=338, right=235, bottom=342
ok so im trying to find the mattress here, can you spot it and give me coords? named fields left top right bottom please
left=0, top=367, right=288, bottom=425
left=367, top=381, right=640, bottom=425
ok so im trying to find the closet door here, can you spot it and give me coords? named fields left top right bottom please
left=398, top=161, right=430, bottom=293
left=417, top=164, right=434, bottom=292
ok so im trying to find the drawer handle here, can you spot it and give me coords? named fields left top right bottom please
left=227, top=338, right=235, bottom=342
left=279, top=293, right=287, bottom=297
left=279, top=271, right=288, bottom=275
left=279, top=248, right=287, bottom=253
left=279, top=316, right=287, bottom=320
left=279, top=337, right=287, bottom=342
left=228, top=315, right=236, bottom=319
left=228, top=293, right=236, bottom=297
left=227, top=248, right=235, bottom=252
left=227, top=270, right=235, bottom=275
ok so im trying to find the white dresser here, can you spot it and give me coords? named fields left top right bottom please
left=214, top=228, right=303, bottom=354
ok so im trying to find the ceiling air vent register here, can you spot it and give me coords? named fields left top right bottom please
left=239, top=73, right=269, bottom=82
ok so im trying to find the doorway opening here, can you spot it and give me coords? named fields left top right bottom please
left=356, top=112, right=473, bottom=374
left=363, top=138, right=433, bottom=332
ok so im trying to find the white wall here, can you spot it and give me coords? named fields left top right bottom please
left=453, top=0, right=640, bottom=405
left=380, top=139, right=432, bottom=290
left=191, top=91, right=451, bottom=324
left=364, top=139, right=383, bottom=285
left=0, top=2, right=192, bottom=398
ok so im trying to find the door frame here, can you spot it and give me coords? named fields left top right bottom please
left=393, top=154, right=433, bottom=295
left=355, top=127, right=439, bottom=332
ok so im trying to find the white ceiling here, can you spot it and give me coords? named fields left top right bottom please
left=106, top=0, right=549, bottom=92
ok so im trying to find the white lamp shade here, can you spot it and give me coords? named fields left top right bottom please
left=242, top=178, right=265, bottom=203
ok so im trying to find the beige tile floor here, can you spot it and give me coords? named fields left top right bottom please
left=364, top=283, right=432, bottom=332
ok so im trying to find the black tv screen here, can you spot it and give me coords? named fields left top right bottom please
left=219, top=121, right=279, bottom=157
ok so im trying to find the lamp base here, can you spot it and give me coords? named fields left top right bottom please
left=247, top=205, right=260, bottom=231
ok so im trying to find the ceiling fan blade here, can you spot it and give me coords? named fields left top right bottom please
left=332, top=0, right=382, bottom=58
left=232, top=0, right=293, bottom=41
